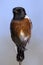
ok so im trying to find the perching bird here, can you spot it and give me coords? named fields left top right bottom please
left=10, top=7, right=32, bottom=62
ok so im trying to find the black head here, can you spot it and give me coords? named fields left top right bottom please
left=13, top=7, right=26, bottom=20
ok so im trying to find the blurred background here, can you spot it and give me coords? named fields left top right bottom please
left=0, top=0, right=43, bottom=65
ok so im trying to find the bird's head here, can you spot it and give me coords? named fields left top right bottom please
left=13, top=7, right=26, bottom=20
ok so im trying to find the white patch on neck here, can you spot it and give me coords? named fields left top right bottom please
left=25, top=15, right=30, bottom=19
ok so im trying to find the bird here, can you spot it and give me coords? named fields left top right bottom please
left=10, top=7, right=32, bottom=63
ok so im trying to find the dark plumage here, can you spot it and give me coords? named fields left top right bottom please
left=13, top=7, right=26, bottom=20
left=10, top=7, right=32, bottom=62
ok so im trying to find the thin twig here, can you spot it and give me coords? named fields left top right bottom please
left=19, top=62, right=21, bottom=65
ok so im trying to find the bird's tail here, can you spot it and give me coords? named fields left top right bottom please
left=16, top=46, right=25, bottom=62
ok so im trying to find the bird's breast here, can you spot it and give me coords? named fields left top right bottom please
left=10, top=18, right=32, bottom=43
left=19, top=29, right=29, bottom=42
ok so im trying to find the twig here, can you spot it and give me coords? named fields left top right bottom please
left=19, top=62, right=21, bottom=65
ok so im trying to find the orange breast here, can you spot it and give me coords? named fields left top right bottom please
left=11, top=18, right=32, bottom=38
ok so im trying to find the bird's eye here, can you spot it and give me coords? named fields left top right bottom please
left=17, top=9, right=21, bottom=13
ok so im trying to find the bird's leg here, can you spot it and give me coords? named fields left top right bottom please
left=19, top=62, right=21, bottom=65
